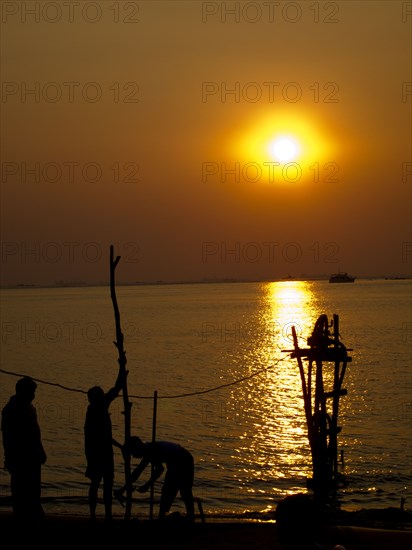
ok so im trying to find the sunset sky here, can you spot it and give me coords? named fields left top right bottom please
left=1, top=0, right=411, bottom=285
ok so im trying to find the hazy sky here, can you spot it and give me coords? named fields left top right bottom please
left=1, top=0, right=411, bottom=285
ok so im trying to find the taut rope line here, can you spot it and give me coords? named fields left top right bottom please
left=0, top=357, right=286, bottom=400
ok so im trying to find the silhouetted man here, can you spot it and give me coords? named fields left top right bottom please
left=84, top=365, right=126, bottom=522
left=114, top=437, right=195, bottom=521
left=1, top=376, right=47, bottom=524
left=276, top=493, right=330, bottom=550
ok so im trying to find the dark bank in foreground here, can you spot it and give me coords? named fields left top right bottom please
left=0, top=507, right=411, bottom=550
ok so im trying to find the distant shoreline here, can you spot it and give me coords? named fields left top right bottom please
left=1, top=276, right=411, bottom=291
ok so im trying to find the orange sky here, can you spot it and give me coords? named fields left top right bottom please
left=1, top=1, right=411, bottom=285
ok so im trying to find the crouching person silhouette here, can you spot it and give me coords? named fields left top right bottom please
left=114, top=437, right=195, bottom=522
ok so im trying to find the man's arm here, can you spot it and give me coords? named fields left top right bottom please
left=137, top=461, right=164, bottom=493
left=33, top=407, right=47, bottom=464
left=106, top=366, right=127, bottom=404
left=130, top=456, right=150, bottom=484
left=1, top=409, right=14, bottom=471
left=1, top=430, right=12, bottom=471
left=114, top=455, right=150, bottom=499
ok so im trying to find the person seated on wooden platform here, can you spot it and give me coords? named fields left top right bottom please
left=276, top=493, right=346, bottom=550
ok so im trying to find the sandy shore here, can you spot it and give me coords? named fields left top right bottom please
left=0, top=510, right=411, bottom=549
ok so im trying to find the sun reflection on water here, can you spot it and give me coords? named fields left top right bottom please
left=227, top=281, right=323, bottom=501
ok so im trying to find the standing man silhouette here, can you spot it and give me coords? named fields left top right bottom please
left=1, top=376, right=47, bottom=524
left=84, top=364, right=126, bottom=522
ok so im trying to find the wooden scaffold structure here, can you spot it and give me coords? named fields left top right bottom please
left=283, top=313, right=352, bottom=501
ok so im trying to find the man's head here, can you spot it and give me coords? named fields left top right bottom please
left=15, top=376, right=37, bottom=403
left=125, top=436, right=145, bottom=458
left=87, top=385, right=105, bottom=405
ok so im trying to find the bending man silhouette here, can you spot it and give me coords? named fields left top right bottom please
left=84, top=364, right=126, bottom=522
left=114, top=437, right=195, bottom=521
left=1, top=376, right=47, bottom=524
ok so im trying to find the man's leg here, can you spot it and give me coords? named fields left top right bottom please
left=159, top=471, right=179, bottom=519
left=11, top=467, right=44, bottom=524
left=88, top=477, right=100, bottom=521
left=180, top=484, right=195, bottom=521
left=11, top=470, right=26, bottom=522
left=26, top=464, right=45, bottom=521
left=180, top=453, right=195, bottom=521
left=103, top=475, right=114, bottom=520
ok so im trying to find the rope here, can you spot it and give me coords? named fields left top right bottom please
left=151, top=357, right=286, bottom=399
left=0, top=368, right=87, bottom=394
left=0, top=356, right=287, bottom=400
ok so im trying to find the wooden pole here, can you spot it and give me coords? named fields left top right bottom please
left=314, top=358, right=328, bottom=495
left=109, top=245, right=133, bottom=521
left=291, top=326, right=314, bottom=453
left=330, top=314, right=348, bottom=485
left=149, top=390, right=158, bottom=521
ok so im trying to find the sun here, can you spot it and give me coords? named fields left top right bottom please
left=226, top=110, right=336, bottom=184
left=270, top=137, right=300, bottom=162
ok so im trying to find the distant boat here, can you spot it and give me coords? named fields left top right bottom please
left=329, top=271, right=355, bottom=283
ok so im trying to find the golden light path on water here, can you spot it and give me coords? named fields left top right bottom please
left=225, top=281, right=323, bottom=510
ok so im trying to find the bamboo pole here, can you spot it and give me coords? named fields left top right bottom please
left=314, top=358, right=328, bottom=494
left=330, top=314, right=348, bottom=484
left=291, top=326, right=314, bottom=453
left=109, top=245, right=133, bottom=520
left=149, top=390, right=158, bottom=521
left=331, top=314, right=341, bottom=483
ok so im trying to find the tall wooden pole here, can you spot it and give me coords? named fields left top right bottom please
left=149, top=390, right=158, bottom=521
left=110, top=245, right=133, bottom=520
left=291, top=326, right=314, bottom=454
